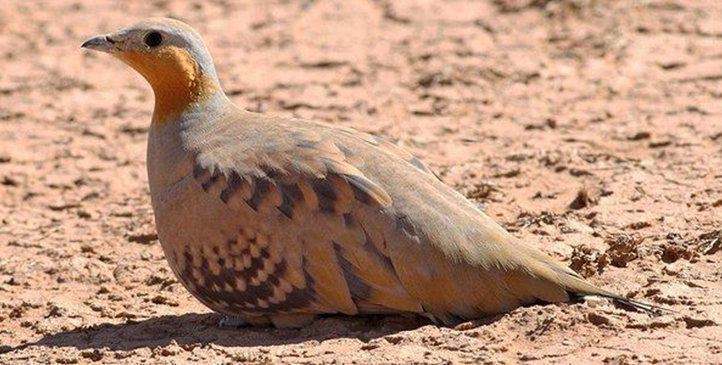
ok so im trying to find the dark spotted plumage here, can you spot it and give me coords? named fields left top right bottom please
left=86, top=18, right=659, bottom=329
left=333, top=242, right=373, bottom=304
left=150, top=109, right=652, bottom=326
left=177, top=240, right=318, bottom=315
left=201, top=172, right=219, bottom=192
left=278, top=183, right=303, bottom=219
left=246, top=178, right=272, bottom=212
left=220, top=172, right=244, bottom=203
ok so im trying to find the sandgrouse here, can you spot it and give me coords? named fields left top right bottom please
left=82, top=18, right=653, bottom=328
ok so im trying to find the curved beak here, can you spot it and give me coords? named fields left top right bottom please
left=81, top=35, right=116, bottom=53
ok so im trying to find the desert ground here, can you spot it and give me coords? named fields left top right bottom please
left=1, top=0, right=721, bottom=363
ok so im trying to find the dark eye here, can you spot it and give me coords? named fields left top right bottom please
left=144, top=31, right=162, bottom=47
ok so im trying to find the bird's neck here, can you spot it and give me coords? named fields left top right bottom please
left=119, top=46, right=227, bottom=124
left=147, top=58, right=221, bottom=124
left=145, top=89, right=233, bottom=198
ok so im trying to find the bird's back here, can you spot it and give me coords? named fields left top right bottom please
left=147, top=106, right=611, bottom=325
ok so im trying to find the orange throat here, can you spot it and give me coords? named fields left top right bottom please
left=118, top=46, right=218, bottom=123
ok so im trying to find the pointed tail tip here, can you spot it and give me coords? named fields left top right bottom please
left=570, top=290, right=675, bottom=315
left=554, top=267, right=675, bottom=315
left=608, top=296, right=676, bottom=316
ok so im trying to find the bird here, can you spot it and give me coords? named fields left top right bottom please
left=81, top=18, right=656, bottom=328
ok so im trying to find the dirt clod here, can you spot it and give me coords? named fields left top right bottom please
left=605, top=233, right=643, bottom=268
left=570, top=244, right=608, bottom=277
left=569, top=187, right=600, bottom=210
left=683, top=316, right=716, bottom=329
left=587, top=313, right=611, bottom=327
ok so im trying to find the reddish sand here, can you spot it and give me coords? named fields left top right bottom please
left=1, top=0, right=720, bottom=363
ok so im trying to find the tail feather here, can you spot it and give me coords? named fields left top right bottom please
left=521, top=253, right=670, bottom=315
left=608, top=296, right=674, bottom=314
left=557, top=269, right=674, bottom=315
left=567, top=290, right=674, bottom=315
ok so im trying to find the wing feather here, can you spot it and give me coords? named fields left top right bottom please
left=178, top=111, right=620, bottom=324
left=185, top=118, right=424, bottom=316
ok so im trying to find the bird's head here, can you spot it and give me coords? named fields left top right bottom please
left=82, top=18, right=224, bottom=123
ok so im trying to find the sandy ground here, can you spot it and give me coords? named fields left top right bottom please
left=1, top=0, right=721, bottom=363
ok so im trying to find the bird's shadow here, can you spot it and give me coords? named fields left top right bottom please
left=5, top=313, right=442, bottom=354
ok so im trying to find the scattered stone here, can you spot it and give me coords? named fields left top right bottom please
left=150, top=295, right=179, bottom=307
left=657, top=60, right=686, bottom=70
left=360, top=342, right=381, bottom=351
left=587, top=312, right=611, bottom=327
left=683, top=316, right=716, bottom=329
left=416, top=69, right=453, bottom=88
left=466, top=182, right=500, bottom=201
left=649, top=140, right=673, bottom=148
left=569, top=187, right=600, bottom=210
left=76, top=209, right=93, bottom=219
left=125, top=232, right=158, bottom=245
left=1, top=175, right=19, bottom=186
left=80, top=349, right=104, bottom=362
left=119, top=123, right=148, bottom=135
left=625, top=221, right=652, bottom=230
left=493, top=169, right=521, bottom=178
left=628, top=131, right=651, bottom=141
left=48, top=200, right=81, bottom=211
left=661, top=244, right=695, bottom=263
left=55, top=357, right=80, bottom=364
left=569, top=168, right=594, bottom=177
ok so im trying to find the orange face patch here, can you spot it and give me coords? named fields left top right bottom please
left=118, top=46, right=217, bottom=123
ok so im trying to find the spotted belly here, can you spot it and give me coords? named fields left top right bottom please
left=164, top=230, right=318, bottom=317
left=150, top=167, right=323, bottom=317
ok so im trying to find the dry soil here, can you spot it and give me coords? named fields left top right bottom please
left=1, top=0, right=721, bottom=364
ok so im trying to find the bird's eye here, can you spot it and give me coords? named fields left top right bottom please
left=144, top=31, right=162, bottom=48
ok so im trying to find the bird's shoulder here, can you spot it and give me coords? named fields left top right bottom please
left=187, top=109, right=437, bottom=210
